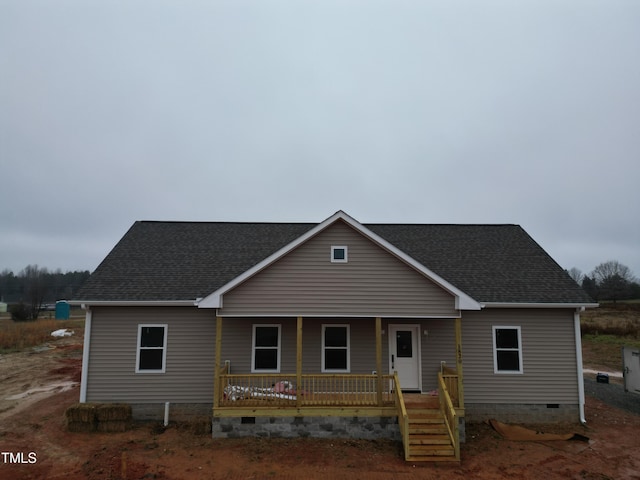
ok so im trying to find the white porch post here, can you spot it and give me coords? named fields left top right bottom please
left=213, top=316, right=222, bottom=410
left=574, top=308, right=587, bottom=424
left=297, top=316, right=303, bottom=408
left=79, top=307, right=92, bottom=403
left=455, top=317, right=464, bottom=408
left=376, top=317, right=383, bottom=405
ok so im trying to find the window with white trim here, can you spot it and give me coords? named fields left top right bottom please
left=136, top=324, right=168, bottom=373
left=252, top=325, right=281, bottom=372
left=322, top=324, right=350, bottom=372
left=492, top=326, right=523, bottom=374
left=331, top=246, right=348, bottom=263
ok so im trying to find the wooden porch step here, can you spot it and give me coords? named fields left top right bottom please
left=409, top=416, right=445, bottom=424
left=405, top=407, right=458, bottom=463
left=407, top=407, right=442, bottom=418
left=409, top=425, right=448, bottom=435
left=409, top=444, right=456, bottom=454
left=409, top=434, right=452, bottom=445
left=407, top=444, right=457, bottom=462
left=407, top=409, right=445, bottom=425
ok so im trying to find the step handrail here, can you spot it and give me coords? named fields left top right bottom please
left=393, top=372, right=410, bottom=460
left=438, top=372, right=460, bottom=461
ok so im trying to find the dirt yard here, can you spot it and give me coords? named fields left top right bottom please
left=1, top=329, right=639, bottom=479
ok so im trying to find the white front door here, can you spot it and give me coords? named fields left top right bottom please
left=389, top=325, right=421, bottom=391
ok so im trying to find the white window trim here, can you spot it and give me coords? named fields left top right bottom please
left=331, top=245, right=348, bottom=263
left=322, top=324, right=350, bottom=372
left=135, top=324, right=168, bottom=374
left=492, top=325, right=523, bottom=374
left=251, top=324, right=281, bottom=373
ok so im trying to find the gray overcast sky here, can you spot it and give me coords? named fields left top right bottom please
left=1, top=0, right=639, bottom=280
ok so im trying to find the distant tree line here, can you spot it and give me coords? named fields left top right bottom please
left=567, top=260, right=640, bottom=302
left=0, top=265, right=90, bottom=320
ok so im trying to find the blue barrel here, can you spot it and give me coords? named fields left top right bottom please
left=55, top=301, right=70, bottom=320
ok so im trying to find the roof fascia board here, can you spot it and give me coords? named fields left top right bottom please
left=481, top=302, right=599, bottom=309
left=215, top=313, right=462, bottom=319
left=198, top=210, right=481, bottom=311
left=69, top=300, right=197, bottom=308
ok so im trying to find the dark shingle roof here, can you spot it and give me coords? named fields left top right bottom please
left=75, top=220, right=593, bottom=305
left=368, top=224, right=593, bottom=304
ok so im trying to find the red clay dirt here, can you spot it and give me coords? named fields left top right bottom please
left=1, top=334, right=639, bottom=479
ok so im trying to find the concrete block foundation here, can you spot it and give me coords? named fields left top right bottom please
left=211, top=415, right=402, bottom=440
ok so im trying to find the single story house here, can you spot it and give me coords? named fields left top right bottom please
left=72, top=210, right=596, bottom=462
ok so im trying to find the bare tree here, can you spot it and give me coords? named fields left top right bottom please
left=19, top=264, right=49, bottom=320
left=567, top=267, right=584, bottom=285
left=590, top=260, right=637, bottom=302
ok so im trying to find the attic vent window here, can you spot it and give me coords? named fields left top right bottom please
left=331, top=246, right=348, bottom=263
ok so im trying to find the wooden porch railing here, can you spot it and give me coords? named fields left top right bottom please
left=392, top=373, right=410, bottom=460
left=217, top=373, right=396, bottom=408
left=438, top=372, right=460, bottom=461
left=441, top=366, right=460, bottom=408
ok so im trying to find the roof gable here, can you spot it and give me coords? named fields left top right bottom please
left=198, top=211, right=480, bottom=311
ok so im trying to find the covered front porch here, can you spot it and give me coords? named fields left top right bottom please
left=212, top=316, right=465, bottom=462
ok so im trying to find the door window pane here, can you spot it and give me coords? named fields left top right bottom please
left=396, top=331, right=413, bottom=358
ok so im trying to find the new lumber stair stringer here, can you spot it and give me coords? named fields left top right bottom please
left=405, top=407, right=459, bottom=462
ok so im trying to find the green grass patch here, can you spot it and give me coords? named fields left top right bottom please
left=583, top=333, right=640, bottom=348
left=580, top=305, right=639, bottom=371
left=581, top=334, right=640, bottom=372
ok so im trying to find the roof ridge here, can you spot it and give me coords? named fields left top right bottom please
left=134, top=220, right=520, bottom=227
left=136, top=220, right=316, bottom=225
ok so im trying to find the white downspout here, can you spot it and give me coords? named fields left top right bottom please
left=574, top=307, right=587, bottom=425
left=79, top=306, right=92, bottom=403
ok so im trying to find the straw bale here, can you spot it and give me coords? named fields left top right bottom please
left=96, top=404, right=132, bottom=422
left=65, top=403, right=97, bottom=423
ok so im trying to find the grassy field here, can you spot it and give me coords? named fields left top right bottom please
left=0, top=313, right=85, bottom=353
left=581, top=303, right=640, bottom=371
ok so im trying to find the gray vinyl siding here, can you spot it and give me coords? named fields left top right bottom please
left=221, top=317, right=379, bottom=375
left=218, top=220, right=457, bottom=317
left=221, top=317, right=457, bottom=388
left=461, top=309, right=579, bottom=404
left=418, top=319, right=457, bottom=392
left=86, top=307, right=216, bottom=403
